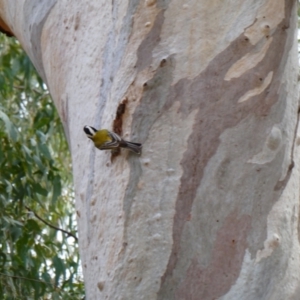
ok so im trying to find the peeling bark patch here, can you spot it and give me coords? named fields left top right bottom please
left=111, top=98, right=128, bottom=160
left=23, top=0, right=57, bottom=84
left=225, top=38, right=273, bottom=80
left=176, top=212, right=251, bottom=300
left=123, top=56, right=175, bottom=219
left=248, top=126, right=282, bottom=164
left=95, top=0, right=140, bottom=128
left=255, top=233, right=280, bottom=263
left=113, top=98, right=128, bottom=136
left=159, top=0, right=294, bottom=294
left=136, top=10, right=164, bottom=72
left=238, top=71, right=273, bottom=103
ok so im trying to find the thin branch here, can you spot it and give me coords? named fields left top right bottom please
left=25, top=205, right=78, bottom=242
left=13, top=85, right=25, bottom=90
left=33, top=88, right=49, bottom=95
left=0, top=271, right=49, bottom=284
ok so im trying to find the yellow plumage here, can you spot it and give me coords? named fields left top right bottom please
left=92, top=129, right=112, bottom=148
left=83, top=126, right=142, bottom=155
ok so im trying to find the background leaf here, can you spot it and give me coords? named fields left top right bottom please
left=0, top=34, right=83, bottom=298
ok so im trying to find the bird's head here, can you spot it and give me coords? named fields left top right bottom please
left=83, top=125, right=98, bottom=139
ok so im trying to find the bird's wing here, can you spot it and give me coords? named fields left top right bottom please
left=98, top=131, right=122, bottom=150
left=109, top=131, right=122, bottom=143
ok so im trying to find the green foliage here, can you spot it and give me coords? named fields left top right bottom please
left=0, top=34, right=84, bottom=299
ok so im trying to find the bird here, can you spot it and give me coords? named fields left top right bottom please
left=83, top=126, right=142, bottom=155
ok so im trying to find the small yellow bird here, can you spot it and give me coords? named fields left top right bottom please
left=83, top=126, right=142, bottom=155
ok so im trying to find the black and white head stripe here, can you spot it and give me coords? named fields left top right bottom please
left=83, top=125, right=97, bottom=138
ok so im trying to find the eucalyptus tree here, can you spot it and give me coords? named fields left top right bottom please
left=0, top=1, right=298, bottom=299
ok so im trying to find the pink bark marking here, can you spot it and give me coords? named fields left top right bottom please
left=176, top=211, right=251, bottom=300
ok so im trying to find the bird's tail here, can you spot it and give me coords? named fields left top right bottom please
left=122, top=141, right=142, bottom=155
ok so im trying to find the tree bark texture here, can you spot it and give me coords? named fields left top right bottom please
left=0, top=0, right=299, bottom=299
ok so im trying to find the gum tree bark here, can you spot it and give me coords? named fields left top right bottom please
left=0, top=0, right=299, bottom=299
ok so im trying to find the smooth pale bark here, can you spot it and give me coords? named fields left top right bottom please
left=0, top=0, right=299, bottom=299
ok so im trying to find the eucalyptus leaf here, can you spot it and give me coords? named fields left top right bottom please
left=32, top=183, right=48, bottom=197
left=52, top=255, right=65, bottom=287
left=0, top=110, right=18, bottom=141
left=52, top=175, right=62, bottom=205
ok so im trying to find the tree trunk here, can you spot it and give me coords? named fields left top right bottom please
left=0, top=0, right=299, bottom=299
